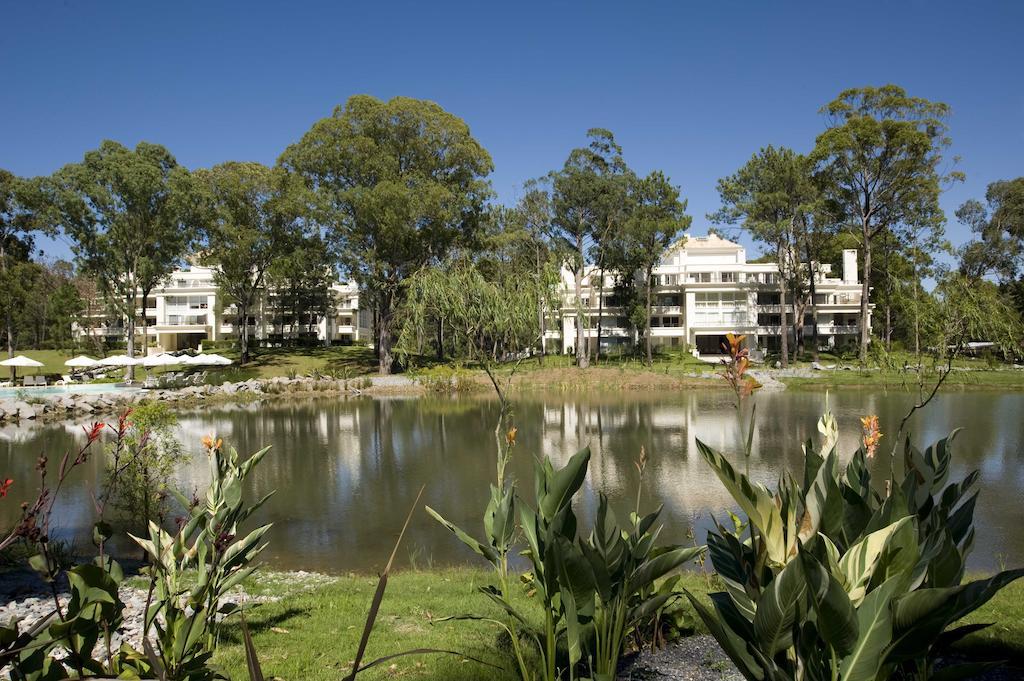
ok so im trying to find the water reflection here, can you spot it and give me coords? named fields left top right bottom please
left=0, top=390, right=1020, bottom=573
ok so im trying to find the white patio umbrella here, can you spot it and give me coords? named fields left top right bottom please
left=0, top=355, right=45, bottom=383
left=142, top=353, right=182, bottom=368
left=181, top=353, right=218, bottom=366
left=64, top=355, right=98, bottom=368
left=97, top=354, right=143, bottom=367
left=201, top=353, right=233, bottom=366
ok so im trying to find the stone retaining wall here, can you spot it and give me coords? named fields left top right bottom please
left=0, top=376, right=369, bottom=424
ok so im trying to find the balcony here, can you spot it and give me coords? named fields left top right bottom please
left=166, top=315, right=208, bottom=326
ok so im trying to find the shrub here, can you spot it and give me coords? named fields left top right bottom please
left=0, top=412, right=274, bottom=680
left=687, top=410, right=1024, bottom=681
left=429, top=443, right=701, bottom=681
left=106, top=402, right=190, bottom=531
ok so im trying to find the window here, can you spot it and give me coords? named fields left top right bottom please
left=650, top=317, right=661, bottom=327
left=657, top=294, right=680, bottom=307
left=689, top=272, right=712, bottom=283
left=721, top=272, right=737, bottom=283
left=757, top=314, right=781, bottom=326
left=692, top=292, right=748, bottom=326
left=757, top=292, right=781, bottom=305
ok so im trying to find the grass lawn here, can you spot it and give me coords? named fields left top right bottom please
left=203, top=346, right=379, bottom=382
left=212, top=568, right=718, bottom=681
left=209, top=568, right=1024, bottom=680
left=7, top=349, right=76, bottom=376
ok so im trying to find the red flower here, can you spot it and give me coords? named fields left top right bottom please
left=0, top=478, right=12, bottom=497
left=83, top=422, right=105, bottom=443
left=117, top=408, right=134, bottom=434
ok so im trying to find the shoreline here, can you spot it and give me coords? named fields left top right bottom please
left=1, top=364, right=1022, bottom=428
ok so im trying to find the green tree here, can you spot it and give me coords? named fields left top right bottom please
left=956, top=178, right=1024, bottom=283
left=550, top=129, right=629, bottom=368
left=712, top=146, right=817, bottom=367
left=280, top=95, right=493, bottom=375
left=46, top=141, right=198, bottom=375
left=195, top=162, right=309, bottom=364
left=105, top=402, right=190, bottom=532
left=0, top=170, right=50, bottom=378
left=612, top=171, right=691, bottom=364
left=812, top=85, right=959, bottom=361
left=266, top=233, right=337, bottom=344
left=509, top=179, right=562, bottom=361
left=398, top=254, right=541, bottom=395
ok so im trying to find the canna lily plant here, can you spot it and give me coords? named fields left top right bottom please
left=431, top=444, right=703, bottom=681
left=687, top=410, right=1024, bottom=681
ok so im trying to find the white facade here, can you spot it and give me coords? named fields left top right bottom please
left=557, top=233, right=868, bottom=356
left=76, top=234, right=868, bottom=357
left=76, top=264, right=371, bottom=353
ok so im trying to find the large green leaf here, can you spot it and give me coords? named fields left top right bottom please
left=801, top=548, right=859, bottom=657
left=838, top=575, right=902, bottom=681
left=626, top=546, right=702, bottom=594
left=539, top=447, right=591, bottom=520
left=803, top=451, right=844, bottom=542
left=752, top=556, right=805, bottom=654
left=839, top=517, right=913, bottom=605
left=889, top=568, right=1024, bottom=663
left=425, top=506, right=499, bottom=564
left=696, top=439, right=787, bottom=565
left=684, top=590, right=767, bottom=681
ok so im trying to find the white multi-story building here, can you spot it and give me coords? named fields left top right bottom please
left=557, top=233, right=867, bottom=357
left=76, top=264, right=371, bottom=353
left=76, top=233, right=867, bottom=358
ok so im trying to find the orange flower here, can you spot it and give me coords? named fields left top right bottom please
left=0, top=478, right=12, bottom=497
left=861, top=415, right=883, bottom=458
left=505, top=427, right=518, bottom=447
left=201, top=434, right=223, bottom=451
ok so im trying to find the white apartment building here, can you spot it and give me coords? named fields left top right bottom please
left=76, top=264, right=371, bottom=353
left=557, top=233, right=868, bottom=357
left=76, top=233, right=867, bottom=358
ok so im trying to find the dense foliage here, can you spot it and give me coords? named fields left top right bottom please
left=690, top=410, right=1023, bottom=681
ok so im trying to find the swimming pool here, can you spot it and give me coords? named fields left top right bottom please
left=0, top=384, right=141, bottom=399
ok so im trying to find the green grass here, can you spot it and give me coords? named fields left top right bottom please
left=209, top=568, right=717, bottom=680
left=204, top=346, right=379, bottom=382
left=7, top=349, right=76, bottom=375
left=206, top=568, right=1023, bottom=680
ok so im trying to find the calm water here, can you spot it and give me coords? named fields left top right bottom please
left=0, top=390, right=1021, bottom=573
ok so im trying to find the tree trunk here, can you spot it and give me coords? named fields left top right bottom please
left=595, top=268, right=604, bottom=364
left=807, top=246, right=820, bottom=361
left=645, top=268, right=654, bottom=366
left=125, top=306, right=136, bottom=382
left=859, top=222, right=872, bottom=362
left=436, top=318, right=444, bottom=361
left=883, top=231, right=892, bottom=351
left=378, top=291, right=395, bottom=375
left=778, top=262, right=789, bottom=369
left=574, top=265, right=588, bottom=369
left=239, top=302, right=250, bottom=365
left=536, top=246, right=546, bottom=365
left=2, top=245, right=14, bottom=382
left=140, top=290, right=150, bottom=357
left=537, top=291, right=546, bottom=365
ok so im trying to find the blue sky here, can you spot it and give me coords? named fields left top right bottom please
left=2, top=1, right=1022, bottom=262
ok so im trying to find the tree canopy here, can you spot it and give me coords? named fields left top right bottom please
left=280, top=95, right=494, bottom=374
left=45, top=141, right=199, bottom=370
left=194, top=162, right=310, bottom=364
left=812, top=85, right=959, bottom=361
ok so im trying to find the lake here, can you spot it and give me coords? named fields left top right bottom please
left=0, top=389, right=1021, bottom=573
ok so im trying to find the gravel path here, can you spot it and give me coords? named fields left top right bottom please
left=619, top=636, right=743, bottom=680
left=618, top=636, right=1023, bottom=681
